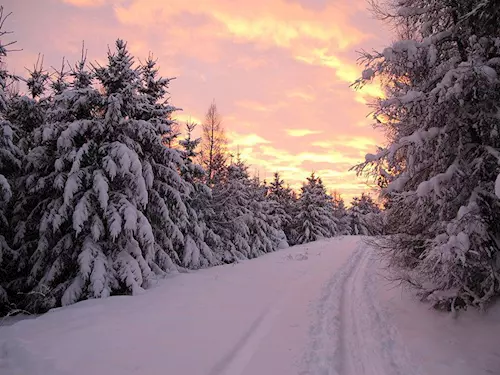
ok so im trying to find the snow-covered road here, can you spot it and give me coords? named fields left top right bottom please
left=1, top=236, right=499, bottom=375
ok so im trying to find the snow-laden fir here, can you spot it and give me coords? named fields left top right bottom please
left=354, top=0, right=500, bottom=309
left=292, top=173, right=339, bottom=244
left=347, top=193, right=382, bottom=236
left=0, top=22, right=22, bottom=314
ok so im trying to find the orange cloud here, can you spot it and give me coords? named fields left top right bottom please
left=286, top=129, right=323, bottom=137
left=286, top=89, right=315, bottom=102
left=113, top=0, right=366, bottom=48
left=225, top=141, right=375, bottom=203
left=295, top=48, right=384, bottom=99
left=109, top=0, right=376, bottom=96
left=174, top=113, right=204, bottom=126
left=236, top=99, right=286, bottom=113
left=312, top=136, right=378, bottom=151
left=227, top=131, right=271, bottom=147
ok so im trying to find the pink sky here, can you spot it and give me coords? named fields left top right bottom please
left=5, top=0, right=390, bottom=203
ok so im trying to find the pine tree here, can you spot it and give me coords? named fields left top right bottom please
left=293, top=173, right=339, bottom=244
left=354, top=0, right=500, bottom=309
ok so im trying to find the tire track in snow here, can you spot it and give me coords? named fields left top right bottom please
left=208, top=246, right=317, bottom=375
left=301, top=240, right=420, bottom=375
left=341, top=249, right=419, bottom=375
left=300, top=243, right=364, bottom=375
left=208, top=306, right=282, bottom=375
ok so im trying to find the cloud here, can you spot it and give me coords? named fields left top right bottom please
left=62, top=0, right=125, bottom=7
left=110, top=0, right=379, bottom=94
left=286, top=129, right=323, bottom=137
left=294, top=48, right=384, bottom=99
left=312, top=136, right=377, bottom=151
left=235, top=99, right=286, bottom=113
left=174, top=113, right=204, bottom=126
left=62, top=0, right=105, bottom=6
left=114, top=0, right=367, bottom=48
left=286, top=89, right=315, bottom=102
left=228, top=131, right=272, bottom=147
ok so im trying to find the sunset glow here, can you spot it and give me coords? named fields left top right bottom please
left=6, top=0, right=389, bottom=202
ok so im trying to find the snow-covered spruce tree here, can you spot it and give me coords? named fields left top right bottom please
left=354, top=0, right=500, bottom=309
left=177, top=120, right=221, bottom=268
left=12, top=40, right=205, bottom=312
left=7, top=55, right=50, bottom=155
left=266, top=172, right=293, bottom=246
left=331, top=191, right=351, bottom=235
left=134, top=55, right=215, bottom=271
left=10, top=48, right=104, bottom=311
left=210, top=158, right=281, bottom=261
left=210, top=162, right=250, bottom=262
left=293, top=173, right=339, bottom=244
left=0, top=8, right=23, bottom=313
left=247, top=175, right=287, bottom=252
left=347, top=193, right=382, bottom=236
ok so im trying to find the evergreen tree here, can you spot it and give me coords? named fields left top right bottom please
left=247, top=175, right=285, bottom=253
left=347, top=193, right=382, bottom=236
left=135, top=55, right=208, bottom=272
left=267, top=172, right=293, bottom=245
left=0, top=7, right=22, bottom=312
left=354, top=0, right=500, bottom=309
left=177, top=121, right=221, bottom=268
left=11, top=46, right=105, bottom=311
left=11, top=40, right=206, bottom=312
left=210, top=161, right=252, bottom=262
left=293, top=173, right=339, bottom=244
left=210, top=158, right=281, bottom=261
left=331, top=191, right=351, bottom=235
left=7, top=55, right=50, bottom=154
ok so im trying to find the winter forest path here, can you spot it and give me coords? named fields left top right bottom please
left=1, top=236, right=499, bottom=375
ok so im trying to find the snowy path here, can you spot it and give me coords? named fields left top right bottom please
left=300, top=241, right=416, bottom=375
left=1, top=236, right=499, bottom=375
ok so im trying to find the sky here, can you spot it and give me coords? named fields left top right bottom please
left=4, top=0, right=391, bottom=203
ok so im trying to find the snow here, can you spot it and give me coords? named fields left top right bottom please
left=416, top=164, right=457, bottom=197
left=428, top=44, right=438, bottom=66
left=0, top=236, right=499, bottom=375
left=495, top=173, right=500, bottom=199
left=479, top=65, right=498, bottom=81
left=361, top=68, right=375, bottom=80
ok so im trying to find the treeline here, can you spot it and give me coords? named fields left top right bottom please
left=0, top=15, right=380, bottom=315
